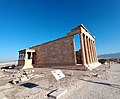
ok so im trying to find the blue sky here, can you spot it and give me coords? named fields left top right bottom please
left=0, top=0, right=120, bottom=61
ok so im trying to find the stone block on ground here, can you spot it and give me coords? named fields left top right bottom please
left=47, top=88, right=67, bottom=99
left=10, top=78, right=20, bottom=84
left=20, top=75, right=29, bottom=82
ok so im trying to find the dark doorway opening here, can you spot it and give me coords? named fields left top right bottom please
left=32, top=52, right=36, bottom=64
left=74, top=34, right=82, bottom=64
left=27, top=52, right=31, bottom=59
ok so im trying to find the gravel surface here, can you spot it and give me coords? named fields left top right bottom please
left=0, top=61, right=120, bottom=99
left=66, top=63, right=120, bottom=99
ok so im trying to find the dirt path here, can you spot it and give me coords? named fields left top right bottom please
left=66, top=63, right=120, bottom=99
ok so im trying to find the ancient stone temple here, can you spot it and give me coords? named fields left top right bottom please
left=18, top=24, right=101, bottom=70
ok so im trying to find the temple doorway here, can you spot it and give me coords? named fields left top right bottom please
left=32, top=52, right=36, bottom=64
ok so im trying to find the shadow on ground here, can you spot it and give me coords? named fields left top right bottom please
left=20, top=82, right=51, bottom=91
left=20, top=82, right=39, bottom=88
left=80, top=79, right=120, bottom=89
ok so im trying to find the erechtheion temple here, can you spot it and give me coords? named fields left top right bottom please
left=18, top=24, right=101, bottom=70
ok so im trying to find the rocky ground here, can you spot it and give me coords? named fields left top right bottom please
left=66, top=62, right=120, bottom=99
left=0, top=61, right=119, bottom=99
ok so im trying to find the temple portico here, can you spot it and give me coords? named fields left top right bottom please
left=67, top=24, right=101, bottom=70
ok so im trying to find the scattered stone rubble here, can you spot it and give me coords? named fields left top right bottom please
left=98, top=59, right=109, bottom=64
left=1, top=65, right=16, bottom=69
left=99, top=58, right=120, bottom=64
left=9, top=69, right=35, bottom=84
left=0, top=60, right=116, bottom=99
left=109, top=58, right=120, bottom=63
left=0, top=70, right=5, bottom=78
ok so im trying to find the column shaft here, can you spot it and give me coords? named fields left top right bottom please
left=93, top=42, right=98, bottom=62
left=90, top=39, right=94, bottom=63
left=19, top=52, right=20, bottom=60
left=88, top=38, right=92, bottom=63
left=80, top=33, right=86, bottom=65
left=91, top=40, right=95, bottom=63
left=84, top=35, right=90, bottom=64
left=92, top=41, right=96, bottom=63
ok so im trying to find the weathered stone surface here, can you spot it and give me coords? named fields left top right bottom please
left=0, top=83, right=13, bottom=90
left=9, top=70, right=34, bottom=84
left=20, top=75, right=29, bottom=82
left=10, top=78, right=20, bottom=84
left=47, top=88, right=67, bottom=99
left=31, top=36, right=75, bottom=67
left=0, top=71, right=5, bottom=78
left=0, top=92, right=8, bottom=99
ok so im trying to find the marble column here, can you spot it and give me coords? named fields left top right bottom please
left=88, top=38, right=92, bottom=63
left=89, top=39, right=93, bottom=63
left=90, top=39, right=94, bottom=63
left=25, top=52, right=27, bottom=59
left=89, top=39, right=92, bottom=63
left=84, top=35, right=90, bottom=64
left=87, top=37, right=91, bottom=64
left=92, top=41, right=96, bottom=63
left=91, top=40, right=95, bottom=63
left=80, top=33, right=86, bottom=65
left=19, top=52, right=21, bottom=60
left=93, top=42, right=98, bottom=62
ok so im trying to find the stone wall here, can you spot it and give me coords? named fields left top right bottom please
left=31, top=36, right=76, bottom=67
left=18, top=60, right=25, bottom=66
left=76, top=50, right=82, bottom=64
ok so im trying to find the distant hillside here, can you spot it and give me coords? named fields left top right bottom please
left=0, top=60, right=17, bottom=63
left=98, top=52, right=120, bottom=59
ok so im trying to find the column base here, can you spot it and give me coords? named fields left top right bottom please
left=84, top=62, right=101, bottom=70
left=22, top=64, right=34, bottom=69
left=22, top=59, right=34, bottom=69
